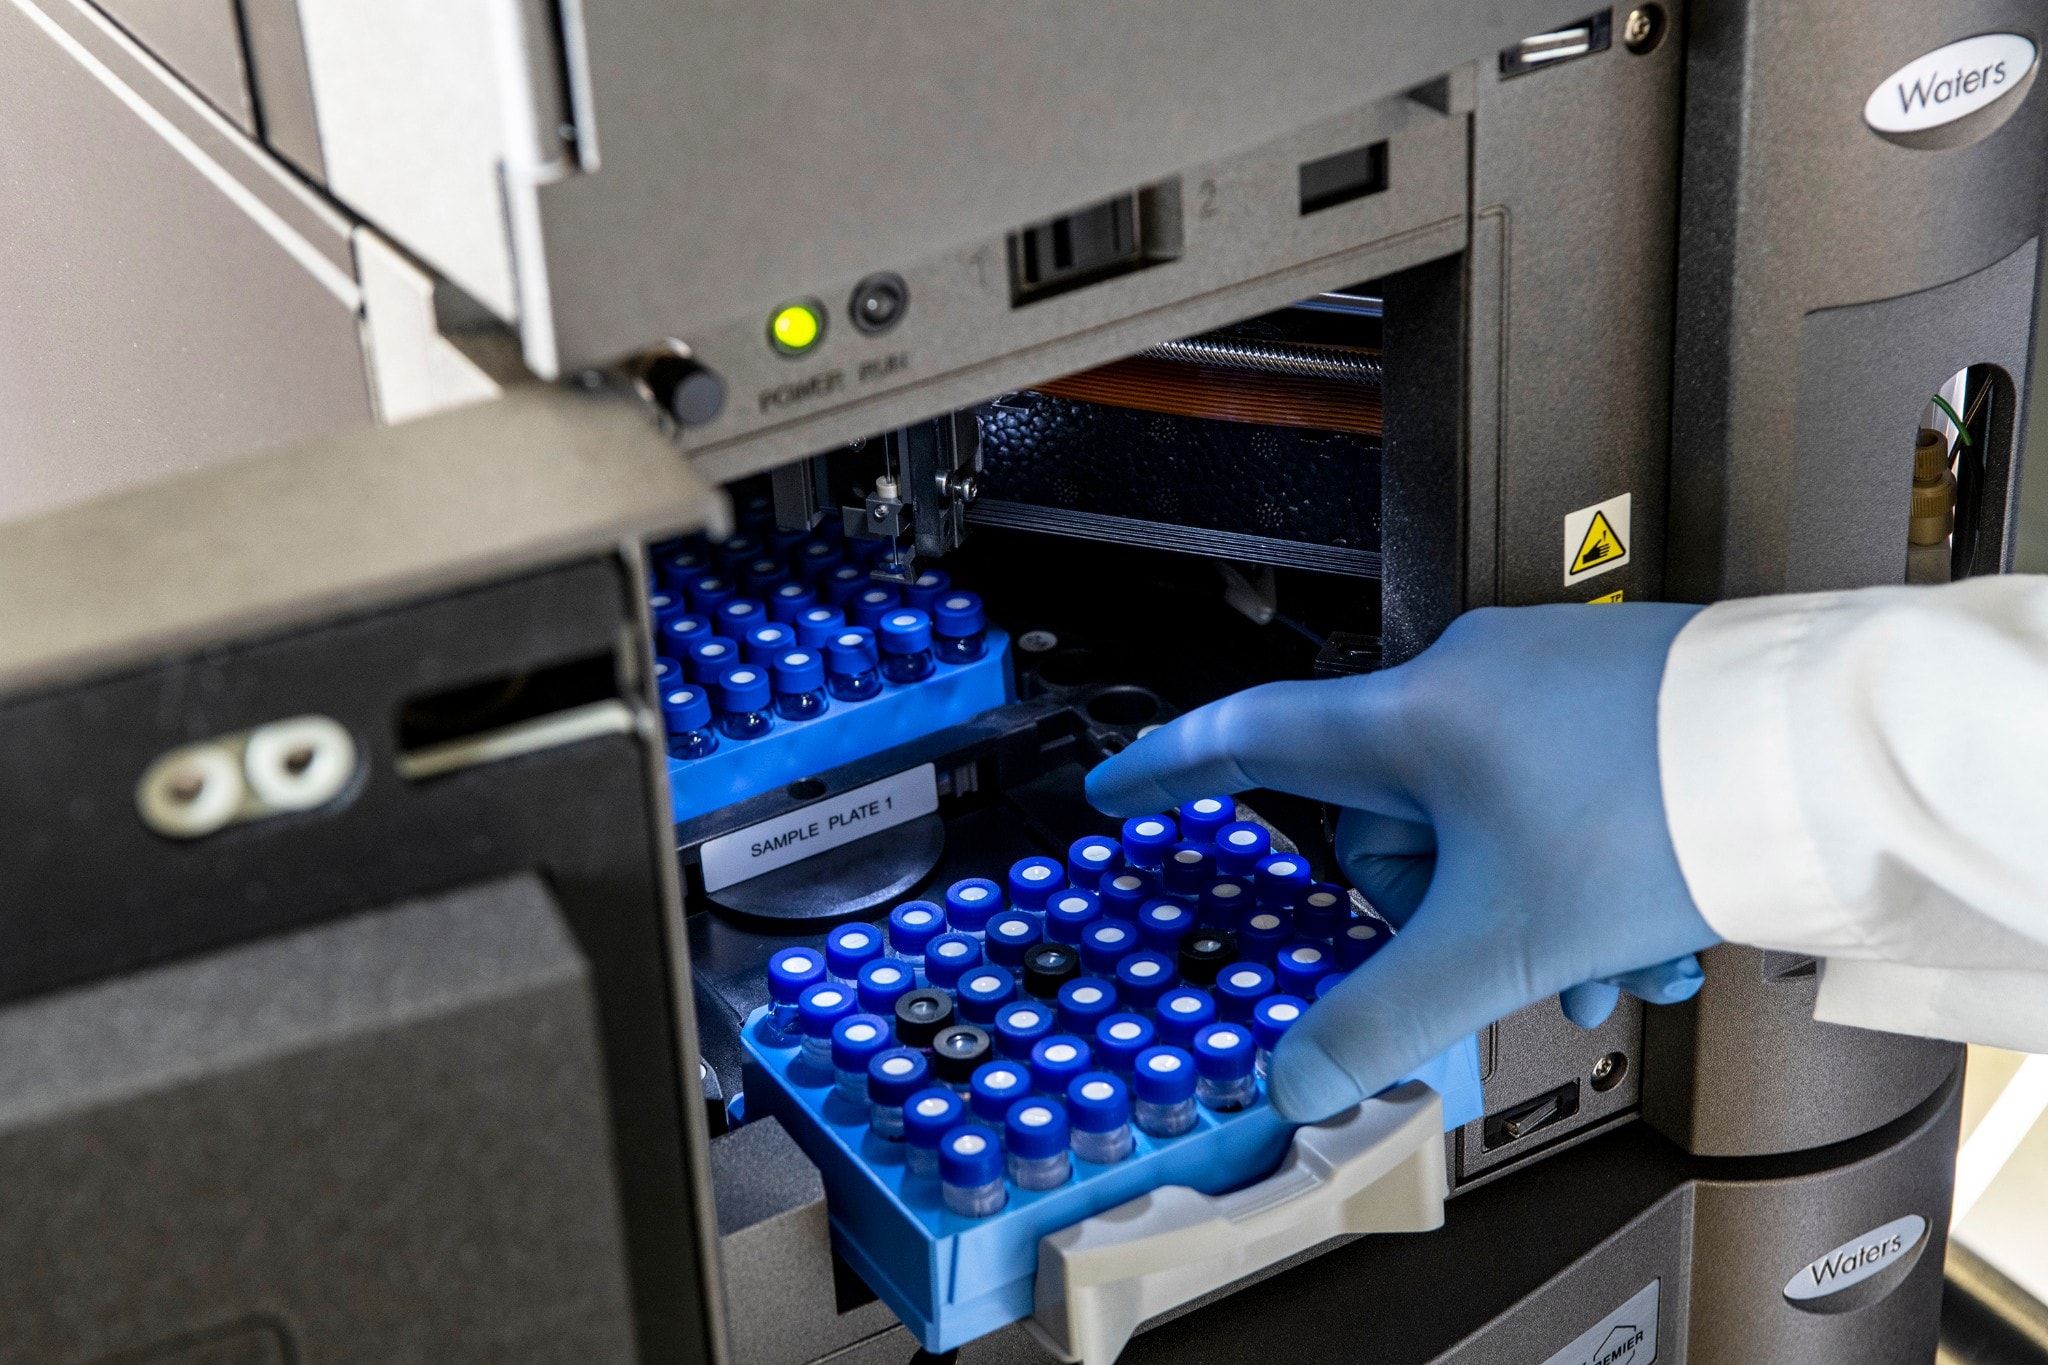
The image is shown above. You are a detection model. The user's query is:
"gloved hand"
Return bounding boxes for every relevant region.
[1085,603,1721,1123]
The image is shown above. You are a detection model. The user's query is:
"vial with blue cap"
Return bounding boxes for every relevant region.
[1215,962,1277,1021]
[994,1000,1055,1059]
[659,684,719,761]
[866,1048,930,1140]
[767,580,817,623]
[1006,1098,1073,1191]
[903,1087,967,1180]
[1213,822,1271,876]
[1136,899,1195,954]
[1236,909,1292,964]
[1114,951,1178,1010]
[887,901,944,971]
[657,544,712,589]
[955,966,1016,1024]
[849,585,901,631]
[1252,994,1308,1079]
[923,932,983,992]
[768,523,811,558]
[878,608,936,684]
[1067,1072,1135,1165]
[714,664,775,740]
[1193,1022,1258,1112]
[765,947,826,1041]
[1029,1034,1092,1097]
[831,1013,892,1103]
[1079,919,1137,975]
[1066,836,1123,889]
[939,1126,1007,1217]
[1057,977,1118,1035]
[1337,918,1388,969]
[901,569,951,612]
[1177,796,1234,844]
[770,648,830,721]
[1296,884,1349,942]
[1006,856,1065,911]
[857,958,916,1016]
[984,911,1042,968]
[652,655,681,691]
[794,604,847,647]
[1161,843,1215,899]
[1099,870,1155,922]
[1094,1013,1156,1074]
[1254,853,1312,908]
[944,878,1002,938]
[659,612,712,659]
[969,1060,1032,1126]
[743,621,796,665]
[1274,941,1335,998]
[716,598,768,640]
[741,555,790,597]
[820,563,870,607]
[714,533,760,571]
[1153,986,1218,1049]
[825,922,884,983]
[797,982,858,1074]
[824,628,884,701]
[1120,814,1178,871]
[1045,889,1101,944]
[1133,1046,1199,1137]
[795,539,843,583]
[1198,877,1251,928]
[932,591,987,663]
[644,588,679,623]
[685,635,742,684]
[685,573,736,616]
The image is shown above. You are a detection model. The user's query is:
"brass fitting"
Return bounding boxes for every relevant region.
[1910,428,1957,547]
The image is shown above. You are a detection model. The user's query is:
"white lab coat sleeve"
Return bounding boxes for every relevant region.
[1658,576,2048,1054]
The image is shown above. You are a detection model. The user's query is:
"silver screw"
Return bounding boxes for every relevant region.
[1623,5,1664,53]
[1591,1055,1615,1083]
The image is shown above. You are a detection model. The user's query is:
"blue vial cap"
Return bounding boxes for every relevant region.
[647,589,684,624]
[1079,919,1138,974]
[652,656,681,688]
[1045,889,1102,944]
[767,947,826,1004]
[1316,971,1347,1001]
[856,958,916,1015]
[716,597,768,636]
[1199,877,1252,926]
[1006,1097,1071,1160]
[984,911,1043,968]
[659,612,712,656]
[1161,842,1216,895]
[768,525,811,557]
[1057,977,1119,1034]
[657,546,711,589]
[1214,962,1277,1020]
[955,965,1017,1024]
[660,684,713,733]
[1253,994,1309,1053]
[1236,909,1292,963]
[904,1087,967,1151]
[1154,987,1218,1049]
[684,636,742,684]
[866,1047,930,1105]
[826,922,885,979]
[831,1013,893,1073]
[878,607,933,655]
[1066,1072,1132,1135]
[1029,1035,1093,1095]
[1193,1022,1256,1081]
[1297,884,1350,940]
[798,982,858,1038]
[1274,941,1336,997]
[714,533,760,570]
[794,604,847,647]
[685,574,736,614]
[924,932,983,991]
[1214,822,1272,875]
[888,901,945,957]
[768,580,817,623]
[938,1124,1004,1189]
[1120,814,1179,869]
[1133,1046,1197,1104]
[1114,950,1178,1009]
[796,540,843,582]
[1136,899,1195,954]
[743,622,796,664]
[969,1061,1033,1125]
[902,569,952,612]
[825,627,879,676]
[1337,918,1389,969]
[1006,857,1065,910]
[933,590,985,639]
[944,879,1003,934]
[741,555,790,596]
[849,585,901,630]
[821,564,870,606]
[1094,1013,1157,1072]
[1098,870,1156,922]
[994,1000,1056,1058]
[1254,853,1313,907]
[715,663,771,713]
[772,647,826,694]
[1066,836,1123,889]
[1176,795,1235,844]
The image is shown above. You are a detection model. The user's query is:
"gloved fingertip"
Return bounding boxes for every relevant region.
[1081,762,1169,819]
[1642,955,1706,1005]
[1559,980,1621,1029]
[1266,1033,1367,1123]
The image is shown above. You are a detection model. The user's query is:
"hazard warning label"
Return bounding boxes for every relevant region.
[1564,493,1631,586]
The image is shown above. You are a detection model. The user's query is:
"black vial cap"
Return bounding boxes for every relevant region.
[894,988,954,1049]
[1178,929,1238,987]
[931,1024,993,1084]
[1022,942,1081,999]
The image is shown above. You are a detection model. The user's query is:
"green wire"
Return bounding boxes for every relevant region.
[1931,394,1973,447]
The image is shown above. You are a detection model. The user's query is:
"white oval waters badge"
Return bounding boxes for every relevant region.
[1865,34,2038,146]
[1783,1214,1928,1303]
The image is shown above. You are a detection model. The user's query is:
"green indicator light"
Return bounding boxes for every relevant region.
[769,300,824,355]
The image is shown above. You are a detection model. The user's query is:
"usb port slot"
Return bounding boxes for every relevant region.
[1007,181,1182,307]
[1500,10,1612,77]
[1481,1080,1582,1150]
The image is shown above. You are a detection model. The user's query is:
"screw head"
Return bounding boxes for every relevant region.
[1623,5,1665,54]
[1591,1056,1614,1081]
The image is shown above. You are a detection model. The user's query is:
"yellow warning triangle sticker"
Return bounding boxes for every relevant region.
[1570,511,1627,576]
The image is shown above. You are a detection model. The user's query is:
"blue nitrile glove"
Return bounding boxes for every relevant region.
[1085,603,1721,1123]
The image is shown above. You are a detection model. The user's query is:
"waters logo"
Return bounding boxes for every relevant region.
[1783,1214,1928,1304]
[1864,34,2037,144]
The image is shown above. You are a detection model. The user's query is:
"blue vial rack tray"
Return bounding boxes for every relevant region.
[742,1009,1480,1353]
[668,628,1012,824]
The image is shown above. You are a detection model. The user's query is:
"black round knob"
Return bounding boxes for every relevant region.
[642,354,726,428]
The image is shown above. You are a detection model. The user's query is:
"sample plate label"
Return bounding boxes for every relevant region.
[1565,493,1631,586]
[1538,1279,1657,1365]
[699,764,938,892]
